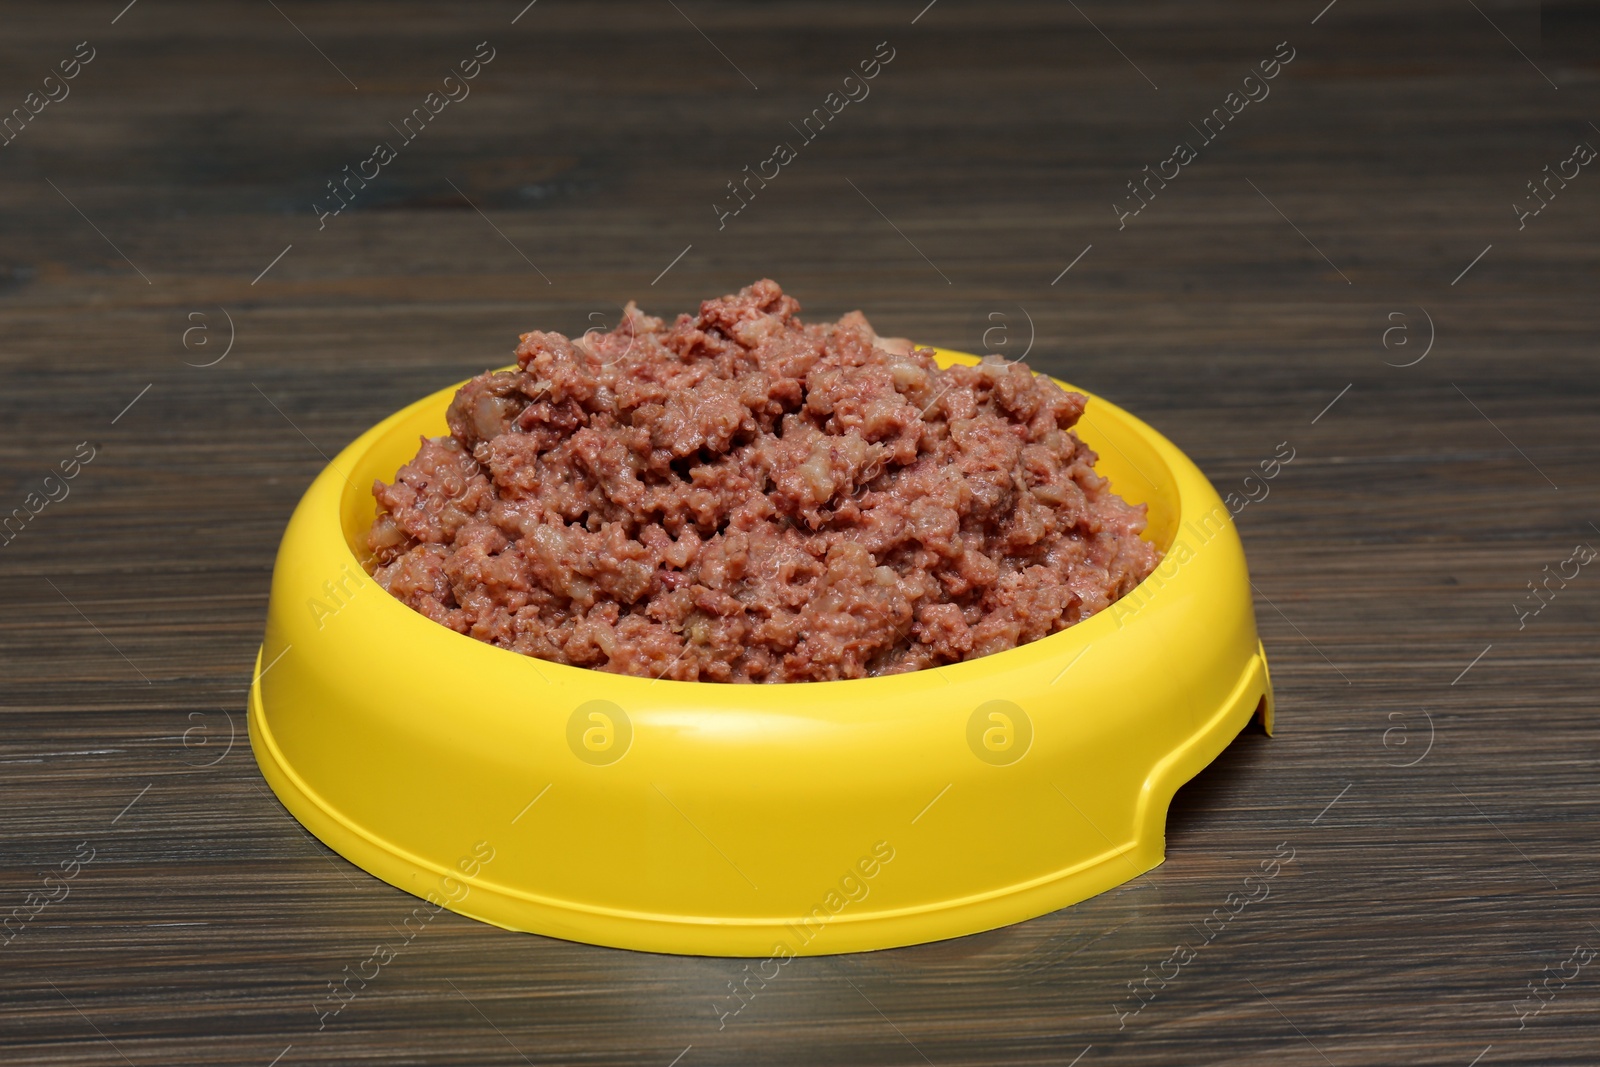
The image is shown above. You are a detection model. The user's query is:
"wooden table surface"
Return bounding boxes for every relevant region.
[2,1,1597,1063]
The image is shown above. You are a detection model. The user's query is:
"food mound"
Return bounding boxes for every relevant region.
[367,280,1160,682]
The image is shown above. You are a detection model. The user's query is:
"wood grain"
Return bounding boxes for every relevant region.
[2,1,1598,1063]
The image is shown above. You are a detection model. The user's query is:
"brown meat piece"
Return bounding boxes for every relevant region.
[368,280,1159,682]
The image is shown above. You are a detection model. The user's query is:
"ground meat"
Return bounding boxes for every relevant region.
[367,280,1160,682]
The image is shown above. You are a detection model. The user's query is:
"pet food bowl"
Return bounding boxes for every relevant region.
[250,348,1272,957]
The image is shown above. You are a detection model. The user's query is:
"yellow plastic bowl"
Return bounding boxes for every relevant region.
[250,348,1272,957]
